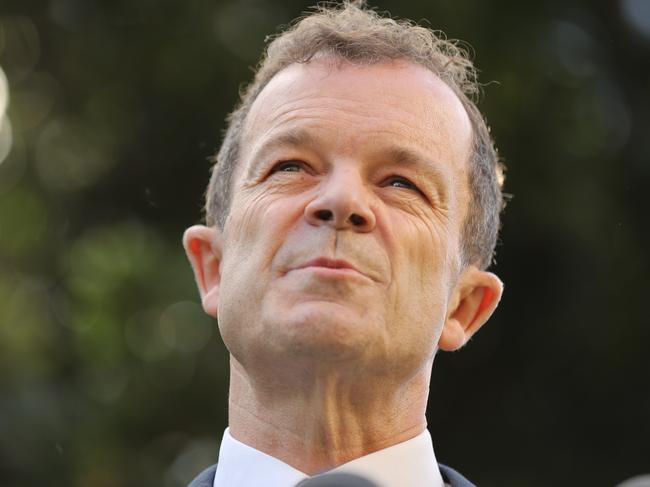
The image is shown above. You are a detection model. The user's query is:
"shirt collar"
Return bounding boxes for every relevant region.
[213,428,305,487]
[213,427,445,487]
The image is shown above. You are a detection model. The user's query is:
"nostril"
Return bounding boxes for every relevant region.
[349,214,365,226]
[315,209,333,221]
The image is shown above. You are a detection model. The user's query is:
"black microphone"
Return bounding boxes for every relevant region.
[295,472,379,487]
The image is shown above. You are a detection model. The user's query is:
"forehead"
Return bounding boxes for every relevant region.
[240,58,472,180]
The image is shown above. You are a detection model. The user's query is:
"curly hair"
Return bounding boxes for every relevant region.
[205,1,505,269]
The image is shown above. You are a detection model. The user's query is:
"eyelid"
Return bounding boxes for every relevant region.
[382,175,420,191]
[267,159,313,177]
[381,174,436,206]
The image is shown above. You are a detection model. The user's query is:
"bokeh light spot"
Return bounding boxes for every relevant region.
[0,64,8,116]
[125,308,173,362]
[64,222,157,288]
[9,70,59,132]
[0,15,40,83]
[159,301,213,353]
[80,365,129,404]
[0,114,12,166]
[49,0,99,31]
[0,275,55,381]
[35,117,115,192]
[0,186,47,257]
[0,131,26,195]
[0,65,12,166]
[549,21,599,78]
[620,0,650,41]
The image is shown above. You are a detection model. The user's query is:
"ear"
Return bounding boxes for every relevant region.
[182,225,222,318]
[438,266,503,352]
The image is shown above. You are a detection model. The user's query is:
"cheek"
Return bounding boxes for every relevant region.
[220,191,309,303]
[225,192,292,254]
[385,213,455,333]
[224,191,269,247]
[390,211,453,282]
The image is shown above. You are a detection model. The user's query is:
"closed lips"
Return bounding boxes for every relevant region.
[297,258,359,272]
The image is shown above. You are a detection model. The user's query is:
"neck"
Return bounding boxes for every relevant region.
[227,357,431,475]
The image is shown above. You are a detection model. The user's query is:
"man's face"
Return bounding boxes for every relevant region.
[212,59,473,378]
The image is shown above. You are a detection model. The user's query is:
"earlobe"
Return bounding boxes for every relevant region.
[438,267,503,352]
[182,225,223,318]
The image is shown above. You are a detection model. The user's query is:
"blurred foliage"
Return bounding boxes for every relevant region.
[0,0,649,486]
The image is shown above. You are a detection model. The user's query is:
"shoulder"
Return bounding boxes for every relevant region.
[186,463,217,487]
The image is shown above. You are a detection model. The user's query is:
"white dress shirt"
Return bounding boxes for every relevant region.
[213,427,446,487]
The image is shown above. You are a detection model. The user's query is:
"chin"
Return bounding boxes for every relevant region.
[268,301,378,361]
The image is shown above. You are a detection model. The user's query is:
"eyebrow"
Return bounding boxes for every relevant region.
[245,129,317,179]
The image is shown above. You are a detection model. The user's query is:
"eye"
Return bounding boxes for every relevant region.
[271,160,304,173]
[383,176,419,191]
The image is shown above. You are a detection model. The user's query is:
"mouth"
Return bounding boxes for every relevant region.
[289,257,373,281]
[282,255,384,285]
[297,257,360,272]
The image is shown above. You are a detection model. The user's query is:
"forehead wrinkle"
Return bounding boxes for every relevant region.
[243,101,356,160]
[245,59,471,145]
[257,92,462,156]
[245,86,373,136]
[250,96,396,136]
[248,103,438,158]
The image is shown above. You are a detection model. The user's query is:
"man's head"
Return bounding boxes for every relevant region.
[205,1,504,270]
[184,2,504,383]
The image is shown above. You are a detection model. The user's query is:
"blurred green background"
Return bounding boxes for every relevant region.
[1,0,649,486]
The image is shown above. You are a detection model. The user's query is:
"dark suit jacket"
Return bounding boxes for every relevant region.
[187,462,476,487]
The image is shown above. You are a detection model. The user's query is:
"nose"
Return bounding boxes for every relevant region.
[304,169,376,232]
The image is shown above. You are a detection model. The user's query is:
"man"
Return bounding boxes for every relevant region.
[183,2,505,486]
